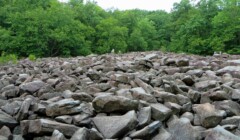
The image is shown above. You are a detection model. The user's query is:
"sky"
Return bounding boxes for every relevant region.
[59,0,181,12]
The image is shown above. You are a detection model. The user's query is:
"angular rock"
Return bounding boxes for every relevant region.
[167,117,201,140]
[217,66,240,78]
[1,84,19,98]
[111,74,129,84]
[193,103,223,128]
[55,115,73,124]
[20,80,45,94]
[89,128,104,140]
[21,119,79,137]
[176,59,189,67]
[152,127,171,140]
[15,98,32,121]
[213,100,240,116]
[46,99,81,117]
[72,113,91,126]
[92,95,138,113]
[182,75,195,86]
[70,128,89,140]
[134,78,154,94]
[137,106,151,128]
[194,80,218,91]
[130,87,157,103]
[92,110,138,139]
[0,110,18,128]
[129,121,161,139]
[209,90,229,101]
[220,116,240,126]
[205,125,239,140]
[1,101,22,116]
[151,103,172,121]
[50,130,66,140]
[71,92,93,102]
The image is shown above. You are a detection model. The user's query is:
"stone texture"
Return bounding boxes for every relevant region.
[92,95,138,113]
[92,111,138,139]
[193,103,223,128]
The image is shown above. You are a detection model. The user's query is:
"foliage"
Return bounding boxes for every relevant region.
[0,52,18,65]
[0,0,239,57]
[28,54,37,61]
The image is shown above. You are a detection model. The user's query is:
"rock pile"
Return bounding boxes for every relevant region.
[0,51,240,140]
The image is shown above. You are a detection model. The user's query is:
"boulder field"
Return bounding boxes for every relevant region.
[0,51,240,140]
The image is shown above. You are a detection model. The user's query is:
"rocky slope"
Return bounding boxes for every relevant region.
[0,51,240,140]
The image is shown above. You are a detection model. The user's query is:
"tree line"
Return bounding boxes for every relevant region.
[0,0,239,57]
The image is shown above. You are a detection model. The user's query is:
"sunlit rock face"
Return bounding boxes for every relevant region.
[0,51,240,139]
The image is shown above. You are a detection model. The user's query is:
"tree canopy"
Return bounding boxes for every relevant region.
[0,0,239,57]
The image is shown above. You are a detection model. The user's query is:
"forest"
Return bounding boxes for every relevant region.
[0,0,239,58]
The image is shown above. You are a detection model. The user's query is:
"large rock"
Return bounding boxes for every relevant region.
[92,110,138,139]
[0,110,18,128]
[130,87,157,103]
[213,100,240,116]
[21,119,79,137]
[205,125,239,140]
[193,103,223,128]
[92,95,138,113]
[194,80,218,91]
[167,117,201,140]
[20,80,45,94]
[137,106,151,128]
[217,66,240,78]
[46,99,82,117]
[15,98,32,121]
[151,103,172,121]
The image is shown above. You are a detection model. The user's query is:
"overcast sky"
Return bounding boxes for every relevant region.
[59,0,181,12]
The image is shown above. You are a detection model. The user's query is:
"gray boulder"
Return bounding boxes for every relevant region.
[92,110,138,139]
[92,95,138,113]
[20,80,45,94]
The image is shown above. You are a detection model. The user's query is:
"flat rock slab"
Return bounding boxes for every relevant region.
[92,95,138,113]
[21,119,79,137]
[46,99,81,117]
[93,110,138,139]
[20,80,45,94]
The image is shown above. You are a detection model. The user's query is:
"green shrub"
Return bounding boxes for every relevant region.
[28,54,37,61]
[0,52,18,65]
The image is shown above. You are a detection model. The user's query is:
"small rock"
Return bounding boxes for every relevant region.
[72,92,93,102]
[55,115,73,124]
[0,126,12,139]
